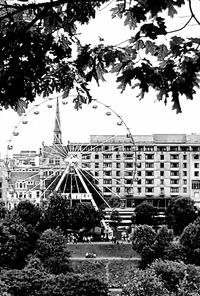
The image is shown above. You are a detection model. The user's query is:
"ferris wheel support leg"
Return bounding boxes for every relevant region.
[55,165,70,192]
[74,167,108,231]
[74,167,98,210]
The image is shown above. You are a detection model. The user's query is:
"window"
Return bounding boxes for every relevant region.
[171,171,179,176]
[125,163,133,168]
[138,146,144,151]
[104,171,112,176]
[36,191,40,198]
[125,171,133,176]
[170,179,179,185]
[181,146,189,152]
[192,180,200,189]
[116,187,120,193]
[170,146,178,151]
[116,171,120,176]
[183,171,187,176]
[194,171,199,177]
[116,154,120,159]
[95,154,99,159]
[145,187,154,193]
[137,154,142,160]
[103,187,112,193]
[145,146,154,151]
[194,154,200,160]
[49,158,54,164]
[103,154,112,159]
[160,171,164,177]
[192,146,200,152]
[160,163,164,169]
[103,179,112,184]
[138,188,141,194]
[194,163,199,169]
[145,154,154,160]
[160,155,164,160]
[95,172,99,177]
[183,163,187,168]
[82,154,90,160]
[103,163,112,168]
[183,188,187,193]
[124,145,132,151]
[145,179,154,185]
[145,163,154,168]
[170,163,179,168]
[116,163,120,168]
[160,179,164,185]
[145,171,154,176]
[95,163,99,168]
[137,171,142,177]
[0,181,2,189]
[183,155,187,160]
[125,179,132,184]
[157,146,167,152]
[170,154,179,160]
[183,179,187,185]
[170,187,179,193]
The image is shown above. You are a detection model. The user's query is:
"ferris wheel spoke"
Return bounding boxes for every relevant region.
[62,169,69,194]
[80,135,118,154]
[41,144,67,160]
[75,135,101,153]
[76,164,111,208]
[40,171,63,199]
[53,134,69,158]
[24,169,62,195]
[74,170,80,195]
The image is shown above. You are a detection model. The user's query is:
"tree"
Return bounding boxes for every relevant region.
[166,197,198,235]
[1,1,200,113]
[14,200,42,227]
[0,218,39,269]
[180,218,200,266]
[109,210,122,230]
[0,268,108,296]
[34,228,71,274]
[150,259,200,295]
[71,202,104,231]
[122,267,169,296]
[131,225,174,268]
[43,193,72,233]
[134,202,156,226]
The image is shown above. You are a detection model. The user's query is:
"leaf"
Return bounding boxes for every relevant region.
[145,40,157,55]
[167,2,177,17]
[124,11,137,30]
[157,44,169,60]
[135,39,145,50]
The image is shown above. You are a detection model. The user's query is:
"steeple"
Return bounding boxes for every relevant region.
[53,98,62,145]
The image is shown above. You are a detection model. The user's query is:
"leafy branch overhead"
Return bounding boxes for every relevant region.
[0,0,200,113]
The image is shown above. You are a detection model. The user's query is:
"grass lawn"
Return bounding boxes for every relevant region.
[66,242,139,258]
[67,243,140,288]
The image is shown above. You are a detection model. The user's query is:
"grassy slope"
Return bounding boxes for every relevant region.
[66,242,139,258]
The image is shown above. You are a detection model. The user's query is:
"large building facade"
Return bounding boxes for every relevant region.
[3,100,200,214]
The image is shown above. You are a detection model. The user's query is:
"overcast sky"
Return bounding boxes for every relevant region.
[1,1,200,157]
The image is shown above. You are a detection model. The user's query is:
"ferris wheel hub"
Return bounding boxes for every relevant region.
[64,153,79,166]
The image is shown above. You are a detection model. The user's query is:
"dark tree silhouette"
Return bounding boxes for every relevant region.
[0,1,200,113]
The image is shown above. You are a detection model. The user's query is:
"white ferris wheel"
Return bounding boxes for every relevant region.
[5,95,138,214]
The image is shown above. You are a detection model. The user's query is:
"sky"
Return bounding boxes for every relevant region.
[1,1,200,158]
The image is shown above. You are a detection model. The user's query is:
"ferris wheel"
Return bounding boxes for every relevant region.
[5,95,138,215]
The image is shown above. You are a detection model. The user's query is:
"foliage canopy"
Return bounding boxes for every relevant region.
[1,0,200,113]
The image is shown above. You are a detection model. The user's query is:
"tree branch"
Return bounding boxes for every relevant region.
[188,0,200,26]
[167,15,192,34]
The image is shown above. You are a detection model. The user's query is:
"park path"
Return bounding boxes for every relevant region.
[70,256,140,260]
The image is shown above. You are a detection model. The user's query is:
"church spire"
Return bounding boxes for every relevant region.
[53,98,62,145]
